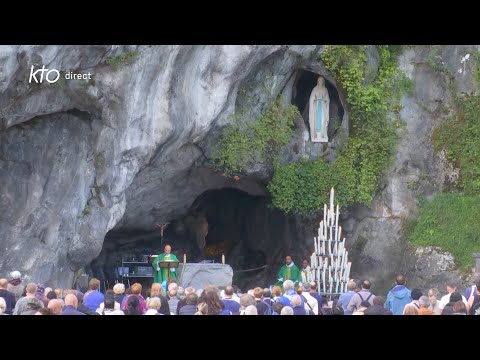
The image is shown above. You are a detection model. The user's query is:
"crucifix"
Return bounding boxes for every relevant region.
[156,223,169,249]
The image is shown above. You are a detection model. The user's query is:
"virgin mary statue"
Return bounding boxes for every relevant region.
[308,76,330,142]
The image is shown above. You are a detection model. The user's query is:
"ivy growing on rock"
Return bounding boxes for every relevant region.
[408,193,480,271]
[432,95,480,195]
[268,45,413,212]
[408,49,480,271]
[212,99,300,174]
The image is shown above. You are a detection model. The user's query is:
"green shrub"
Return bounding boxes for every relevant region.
[106,51,139,70]
[473,52,480,86]
[408,193,480,271]
[432,95,480,194]
[212,100,299,174]
[94,152,106,169]
[268,45,412,212]
[80,205,92,217]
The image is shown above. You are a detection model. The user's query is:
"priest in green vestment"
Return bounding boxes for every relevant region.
[275,255,302,287]
[152,244,180,284]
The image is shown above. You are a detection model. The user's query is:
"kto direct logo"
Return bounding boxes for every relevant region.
[29,65,60,83]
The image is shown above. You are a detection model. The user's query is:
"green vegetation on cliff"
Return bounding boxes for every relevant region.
[106,51,139,70]
[408,193,480,271]
[432,95,480,195]
[213,46,412,213]
[408,49,480,272]
[212,100,299,174]
[268,45,412,212]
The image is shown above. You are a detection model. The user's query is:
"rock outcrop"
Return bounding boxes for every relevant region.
[0,45,327,287]
[346,45,480,294]
[178,263,233,291]
[1,45,477,293]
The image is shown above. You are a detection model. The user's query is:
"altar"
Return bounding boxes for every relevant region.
[177,262,233,290]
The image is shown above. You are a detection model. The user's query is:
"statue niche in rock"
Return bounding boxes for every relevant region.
[309,76,330,143]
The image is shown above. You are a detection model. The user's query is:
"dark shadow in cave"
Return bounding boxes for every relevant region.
[179,188,303,290]
[88,187,306,292]
[292,70,344,140]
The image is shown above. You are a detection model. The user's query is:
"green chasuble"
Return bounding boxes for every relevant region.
[152,253,180,284]
[277,263,302,285]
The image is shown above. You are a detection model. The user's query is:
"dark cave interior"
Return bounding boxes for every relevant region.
[88,188,306,291]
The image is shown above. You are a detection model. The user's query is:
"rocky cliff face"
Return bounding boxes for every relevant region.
[0,45,324,288]
[0,45,477,292]
[345,45,480,294]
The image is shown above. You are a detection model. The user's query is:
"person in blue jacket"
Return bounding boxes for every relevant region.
[385,274,412,315]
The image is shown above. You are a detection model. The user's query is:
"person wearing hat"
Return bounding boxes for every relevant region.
[35,284,49,307]
[7,271,25,302]
[76,291,100,315]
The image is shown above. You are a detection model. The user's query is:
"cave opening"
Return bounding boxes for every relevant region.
[292,69,344,140]
[87,187,306,292]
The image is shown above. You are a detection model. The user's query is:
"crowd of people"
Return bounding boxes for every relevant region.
[1,268,480,315]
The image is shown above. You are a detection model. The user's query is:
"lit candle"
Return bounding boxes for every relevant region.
[183,254,186,264]
[222,254,225,264]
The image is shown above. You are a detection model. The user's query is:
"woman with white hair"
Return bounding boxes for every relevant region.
[7,271,25,302]
[244,305,258,315]
[145,297,162,315]
[280,306,294,315]
[113,283,126,306]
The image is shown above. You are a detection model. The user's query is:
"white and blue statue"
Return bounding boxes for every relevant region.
[308,76,330,143]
